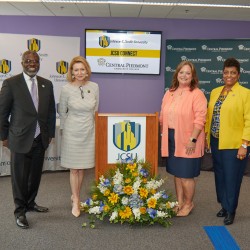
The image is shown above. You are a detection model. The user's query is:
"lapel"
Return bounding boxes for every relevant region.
[37,76,47,114]
[17,74,37,113]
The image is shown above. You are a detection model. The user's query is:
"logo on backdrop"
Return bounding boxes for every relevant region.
[0,59,11,74]
[99,35,110,48]
[56,61,68,74]
[238,45,250,51]
[113,120,141,152]
[201,45,233,52]
[27,38,41,52]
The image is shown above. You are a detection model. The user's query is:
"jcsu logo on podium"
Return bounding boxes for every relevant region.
[113,120,141,161]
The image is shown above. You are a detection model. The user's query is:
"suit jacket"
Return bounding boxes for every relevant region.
[205,82,250,149]
[0,73,56,153]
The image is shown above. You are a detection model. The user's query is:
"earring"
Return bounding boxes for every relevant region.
[72,75,75,78]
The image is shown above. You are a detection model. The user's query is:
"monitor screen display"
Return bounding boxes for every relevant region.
[85,29,162,75]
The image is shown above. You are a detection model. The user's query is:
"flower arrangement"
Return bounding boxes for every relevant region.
[81,159,177,228]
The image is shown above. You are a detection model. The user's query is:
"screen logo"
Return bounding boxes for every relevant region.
[113,120,141,152]
[99,35,110,48]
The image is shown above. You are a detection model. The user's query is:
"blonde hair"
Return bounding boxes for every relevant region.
[67,56,91,82]
[169,61,199,92]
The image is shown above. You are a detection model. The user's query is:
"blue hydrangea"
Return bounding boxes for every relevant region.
[129,194,144,208]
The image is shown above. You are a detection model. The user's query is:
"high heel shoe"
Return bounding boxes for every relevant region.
[177,203,194,217]
[72,201,80,217]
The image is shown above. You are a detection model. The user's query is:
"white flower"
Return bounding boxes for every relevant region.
[146,179,164,190]
[152,191,163,200]
[132,178,141,192]
[157,210,168,218]
[89,206,101,214]
[113,169,123,185]
[97,184,107,194]
[132,208,141,220]
[121,197,129,205]
[109,211,118,221]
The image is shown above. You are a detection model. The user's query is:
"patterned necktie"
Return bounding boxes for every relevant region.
[30,78,40,138]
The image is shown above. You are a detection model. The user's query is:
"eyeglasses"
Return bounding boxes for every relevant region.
[23,59,40,64]
[79,86,84,99]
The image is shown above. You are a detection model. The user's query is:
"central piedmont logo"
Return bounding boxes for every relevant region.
[0,59,11,74]
[113,120,141,152]
[27,38,41,52]
[56,61,68,74]
[99,35,110,48]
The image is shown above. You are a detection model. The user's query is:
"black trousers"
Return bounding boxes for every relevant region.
[10,135,45,217]
[210,135,250,213]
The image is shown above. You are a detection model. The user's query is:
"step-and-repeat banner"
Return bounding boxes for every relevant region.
[0,33,80,176]
[0,33,80,108]
[165,39,250,99]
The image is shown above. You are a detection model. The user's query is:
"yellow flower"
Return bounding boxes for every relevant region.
[140,207,147,214]
[139,188,148,198]
[119,207,132,219]
[142,178,148,184]
[166,202,171,209]
[132,172,139,177]
[125,178,131,184]
[92,194,98,200]
[108,193,119,205]
[126,163,137,172]
[147,198,157,208]
[104,189,110,196]
[104,205,110,212]
[150,189,156,194]
[123,186,134,195]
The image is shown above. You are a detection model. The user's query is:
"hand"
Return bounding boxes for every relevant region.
[186,141,196,155]
[237,147,247,160]
[2,140,8,147]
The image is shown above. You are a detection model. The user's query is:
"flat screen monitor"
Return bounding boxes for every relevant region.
[85,29,162,75]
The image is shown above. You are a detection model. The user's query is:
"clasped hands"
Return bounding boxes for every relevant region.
[186,142,196,155]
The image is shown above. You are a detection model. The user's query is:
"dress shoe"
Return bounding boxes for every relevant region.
[28,204,49,213]
[224,212,235,225]
[217,208,227,217]
[177,202,194,217]
[16,216,29,229]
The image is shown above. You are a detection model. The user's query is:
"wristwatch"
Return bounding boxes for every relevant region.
[241,143,248,149]
[190,137,197,143]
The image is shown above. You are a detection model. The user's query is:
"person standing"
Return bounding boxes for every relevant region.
[205,58,250,225]
[0,50,56,229]
[160,61,207,216]
[59,56,99,217]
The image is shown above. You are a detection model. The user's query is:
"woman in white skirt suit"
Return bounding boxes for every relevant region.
[59,56,99,217]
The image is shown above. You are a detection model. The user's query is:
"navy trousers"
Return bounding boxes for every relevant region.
[210,135,250,213]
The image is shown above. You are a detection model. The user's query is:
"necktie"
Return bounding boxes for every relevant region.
[30,78,40,138]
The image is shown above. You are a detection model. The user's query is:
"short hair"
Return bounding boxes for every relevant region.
[22,50,40,62]
[223,58,240,74]
[169,61,199,91]
[67,56,91,82]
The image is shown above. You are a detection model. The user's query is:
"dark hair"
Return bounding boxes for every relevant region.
[169,61,199,91]
[223,58,240,74]
[22,50,39,62]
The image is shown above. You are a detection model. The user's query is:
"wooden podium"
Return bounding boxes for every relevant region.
[95,113,159,179]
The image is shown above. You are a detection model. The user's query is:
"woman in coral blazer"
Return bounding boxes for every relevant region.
[160,61,207,216]
[205,58,250,225]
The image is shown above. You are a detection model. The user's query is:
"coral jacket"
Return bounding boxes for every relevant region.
[160,88,207,158]
[205,82,250,149]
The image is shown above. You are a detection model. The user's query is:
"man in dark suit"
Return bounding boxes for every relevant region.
[0,50,56,229]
